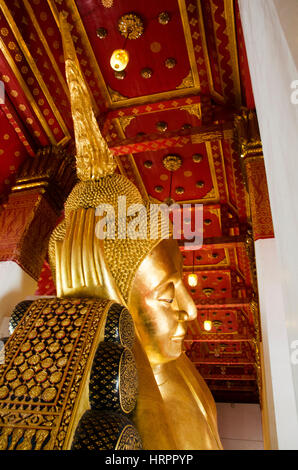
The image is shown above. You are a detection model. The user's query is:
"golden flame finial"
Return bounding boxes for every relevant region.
[59,11,116,180]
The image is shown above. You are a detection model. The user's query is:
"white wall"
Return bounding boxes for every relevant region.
[0,261,37,337]
[239,0,298,449]
[216,403,263,450]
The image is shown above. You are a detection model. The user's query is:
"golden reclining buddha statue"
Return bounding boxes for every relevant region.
[0,12,222,450]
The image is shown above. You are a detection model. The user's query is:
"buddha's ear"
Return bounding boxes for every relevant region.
[55,207,125,304]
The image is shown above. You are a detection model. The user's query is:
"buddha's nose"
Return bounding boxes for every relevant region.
[176,284,197,322]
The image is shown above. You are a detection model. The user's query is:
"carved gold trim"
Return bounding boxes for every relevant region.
[176,70,195,90]
[58,135,72,147]
[209,0,225,99]
[0,37,56,144]
[180,103,201,120]
[224,0,242,106]
[203,187,216,199]
[196,0,225,103]
[108,86,128,103]
[0,1,70,139]
[119,115,135,132]
[205,141,220,203]
[218,140,231,208]
[178,0,200,88]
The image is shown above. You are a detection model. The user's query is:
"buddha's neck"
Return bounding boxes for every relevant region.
[151,362,172,386]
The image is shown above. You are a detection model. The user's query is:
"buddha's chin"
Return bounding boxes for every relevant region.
[147,341,183,368]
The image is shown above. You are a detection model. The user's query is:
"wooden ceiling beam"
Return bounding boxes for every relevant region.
[109,122,234,156]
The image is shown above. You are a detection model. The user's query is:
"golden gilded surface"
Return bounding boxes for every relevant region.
[48,15,222,450]
[0,298,110,450]
[60,12,116,180]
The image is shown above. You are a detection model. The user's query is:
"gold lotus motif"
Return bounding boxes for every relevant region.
[162,154,182,172]
[118,13,144,40]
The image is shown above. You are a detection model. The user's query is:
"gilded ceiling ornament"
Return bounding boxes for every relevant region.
[175,186,185,195]
[96,27,107,39]
[181,123,192,130]
[154,185,163,193]
[150,42,161,53]
[143,160,153,168]
[192,153,203,163]
[119,115,135,132]
[165,58,176,69]
[118,13,144,40]
[107,85,128,102]
[156,121,168,132]
[102,0,113,7]
[203,187,216,199]
[158,12,171,25]
[60,12,116,180]
[181,103,201,121]
[176,70,194,89]
[196,180,205,188]
[114,70,126,79]
[162,154,182,172]
[204,218,212,225]
[141,67,153,79]
[202,287,214,297]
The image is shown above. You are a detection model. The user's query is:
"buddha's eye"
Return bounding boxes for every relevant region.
[159,298,174,304]
[157,282,175,304]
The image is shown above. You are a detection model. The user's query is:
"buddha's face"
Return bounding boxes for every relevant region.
[128,239,197,366]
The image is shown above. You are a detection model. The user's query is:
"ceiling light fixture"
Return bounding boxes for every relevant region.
[110,13,144,72]
[203,320,212,331]
[188,251,198,287]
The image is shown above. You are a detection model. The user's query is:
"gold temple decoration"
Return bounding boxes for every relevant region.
[165,58,176,69]
[162,154,183,172]
[234,108,263,159]
[60,12,116,181]
[102,0,114,7]
[141,67,153,79]
[181,103,202,121]
[119,115,135,132]
[158,12,171,25]
[108,85,128,102]
[176,70,194,89]
[118,13,144,40]
[202,287,214,297]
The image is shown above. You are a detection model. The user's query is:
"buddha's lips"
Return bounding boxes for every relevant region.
[171,335,185,341]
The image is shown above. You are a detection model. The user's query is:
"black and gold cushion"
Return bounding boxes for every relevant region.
[9,300,33,334]
[104,303,135,349]
[89,342,137,414]
[71,410,142,450]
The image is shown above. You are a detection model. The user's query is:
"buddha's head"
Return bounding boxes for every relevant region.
[128,239,196,365]
[49,174,197,366]
[49,13,197,367]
